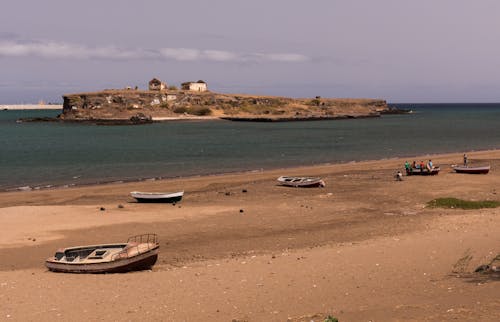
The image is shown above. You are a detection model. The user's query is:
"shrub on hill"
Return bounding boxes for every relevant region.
[173,107,188,114]
[188,107,212,116]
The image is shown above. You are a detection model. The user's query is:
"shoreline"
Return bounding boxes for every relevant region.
[219,113,381,122]
[1,104,62,110]
[2,148,497,193]
[15,113,385,124]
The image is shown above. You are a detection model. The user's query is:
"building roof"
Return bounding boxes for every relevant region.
[149,78,162,85]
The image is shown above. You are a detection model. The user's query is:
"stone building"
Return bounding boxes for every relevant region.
[181,80,208,92]
[149,78,166,91]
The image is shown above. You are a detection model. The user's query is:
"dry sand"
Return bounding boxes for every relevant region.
[0,150,499,321]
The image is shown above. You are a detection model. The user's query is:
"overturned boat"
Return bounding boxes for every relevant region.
[45,234,159,273]
[130,191,184,203]
[277,176,326,187]
[452,165,490,174]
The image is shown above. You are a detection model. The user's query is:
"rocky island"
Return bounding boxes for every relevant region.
[27,79,401,124]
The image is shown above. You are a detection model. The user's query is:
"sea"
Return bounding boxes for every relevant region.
[1,103,499,191]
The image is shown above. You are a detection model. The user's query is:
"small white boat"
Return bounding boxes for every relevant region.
[130,191,184,203]
[45,234,159,274]
[277,176,325,188]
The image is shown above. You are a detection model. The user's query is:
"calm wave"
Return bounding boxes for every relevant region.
[1,104,499,190]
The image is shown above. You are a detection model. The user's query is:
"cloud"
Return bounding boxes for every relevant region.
[203,50,240,62]
[158,48,201,61]
[0,40,155,60]
[0,39,309,63]
[252,53,309,62]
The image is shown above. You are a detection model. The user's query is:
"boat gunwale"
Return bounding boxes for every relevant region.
[130,191,184,198]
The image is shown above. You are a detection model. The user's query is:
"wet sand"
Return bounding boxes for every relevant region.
[0,150,499,321]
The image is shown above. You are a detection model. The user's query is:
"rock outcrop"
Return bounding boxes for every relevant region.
[60,89,391,122]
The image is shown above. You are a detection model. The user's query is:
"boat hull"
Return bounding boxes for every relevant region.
[131,191,183,203]
[453,166,490,174]
[133,195,183,203]
[406,167,440,176]
[277,176,325,187]
[46,247,159,274]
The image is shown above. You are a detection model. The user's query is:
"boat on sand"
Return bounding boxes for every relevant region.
[45,234,159,273]
[277,176,326,187]
[452,165,490,174]
[130,191,184,203]
[406,166,440,176]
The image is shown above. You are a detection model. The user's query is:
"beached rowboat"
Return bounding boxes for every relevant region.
[277,176,326,187]
[452,165,490,174]
[130,191,184,203]
[45,234,159,273]
[406,167,440,176]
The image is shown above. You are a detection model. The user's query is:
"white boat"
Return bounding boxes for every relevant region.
[45,234,159,273]
[130,191,184,203]
[277,176,326,188]
[452,165,490,174]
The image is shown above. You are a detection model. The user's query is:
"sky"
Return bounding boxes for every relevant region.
[1,0,500,103]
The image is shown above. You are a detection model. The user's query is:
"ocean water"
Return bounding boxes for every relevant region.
[1,104,499,190]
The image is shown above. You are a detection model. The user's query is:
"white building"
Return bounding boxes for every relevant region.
[181,80,208,92]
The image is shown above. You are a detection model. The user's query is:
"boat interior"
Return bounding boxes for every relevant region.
[280,176,319,182]
[55,244,128,264]
[52,234,159,264]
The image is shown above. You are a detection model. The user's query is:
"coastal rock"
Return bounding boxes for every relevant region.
[60,89,391,122]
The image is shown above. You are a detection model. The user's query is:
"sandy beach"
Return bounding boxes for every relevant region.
[0,150,499,321]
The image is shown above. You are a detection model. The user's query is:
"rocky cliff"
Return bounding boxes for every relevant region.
[60,89,389,122]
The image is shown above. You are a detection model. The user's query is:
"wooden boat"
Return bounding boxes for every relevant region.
[452,165,490,174]
[130,191,183,203]
[406,166,440,176]
[277,176,326,187]
[45,234,159,273]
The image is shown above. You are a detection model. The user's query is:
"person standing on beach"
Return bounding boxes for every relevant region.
[463,153,468,166]
[427,159,434,172]
[404,161,411,174]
